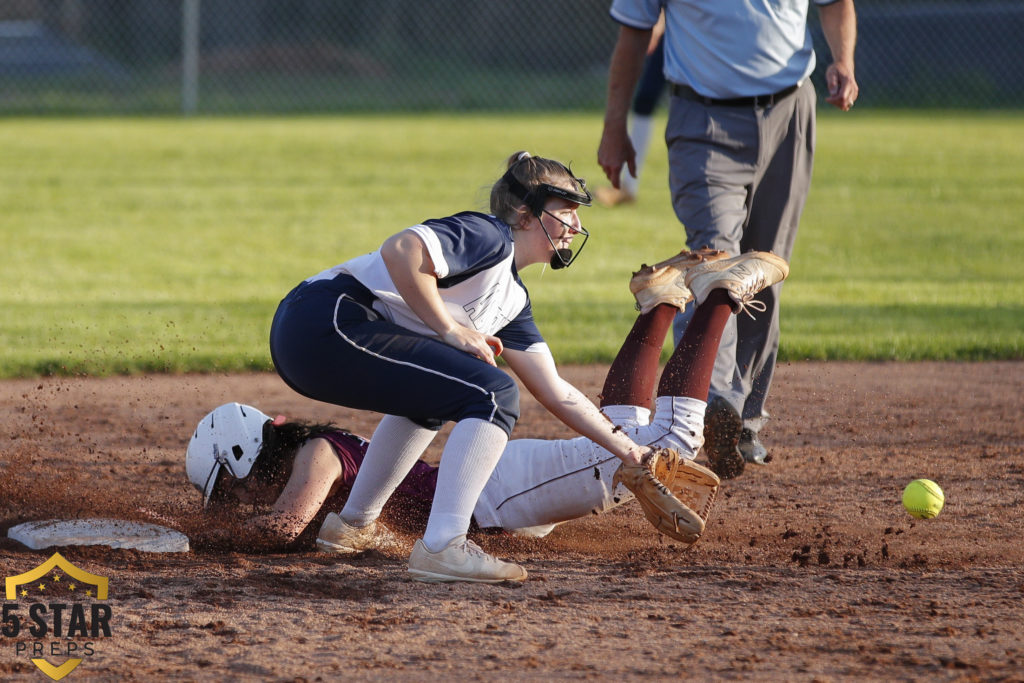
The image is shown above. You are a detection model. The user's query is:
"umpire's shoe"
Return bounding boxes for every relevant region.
[594,185,636,207]
[684,251,790,317]
[316,513,398,556]
[408,536,527,584]
[739,428,771,466]
[629,248,729,314]
[702,397,746,479]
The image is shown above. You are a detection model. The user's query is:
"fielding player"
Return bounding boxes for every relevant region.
[188,250,788,582]
[268,151,656,583]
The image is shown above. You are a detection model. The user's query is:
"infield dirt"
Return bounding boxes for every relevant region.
[2,362,1022,681]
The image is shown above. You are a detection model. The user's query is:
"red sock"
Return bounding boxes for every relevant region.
[599,304,675,411]
[657,289,734,401]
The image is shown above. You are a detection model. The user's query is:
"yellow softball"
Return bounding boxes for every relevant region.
[902,479,944,519]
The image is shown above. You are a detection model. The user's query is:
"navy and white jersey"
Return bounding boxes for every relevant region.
[307,211,547,353]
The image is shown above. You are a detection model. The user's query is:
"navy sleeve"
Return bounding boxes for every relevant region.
[495,298,546,351]
[421,212,513,284]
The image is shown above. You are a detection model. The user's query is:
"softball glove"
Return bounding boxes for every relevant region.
[614,447,714,545]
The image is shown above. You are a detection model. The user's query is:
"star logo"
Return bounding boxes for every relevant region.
[5,553,111,681]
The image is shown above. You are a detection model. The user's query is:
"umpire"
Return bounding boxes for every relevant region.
[598,0,859,478]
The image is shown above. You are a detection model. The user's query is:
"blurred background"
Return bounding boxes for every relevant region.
[2,0,1022,374]
[2,0,1023,115]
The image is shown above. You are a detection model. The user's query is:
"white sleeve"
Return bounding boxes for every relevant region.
[407,224,449,278]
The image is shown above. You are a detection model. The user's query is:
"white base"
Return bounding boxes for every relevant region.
[7,518,190,553]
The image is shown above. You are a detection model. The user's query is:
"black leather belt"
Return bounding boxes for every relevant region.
[670,82,800,108]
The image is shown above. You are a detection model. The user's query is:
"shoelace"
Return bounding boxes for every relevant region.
[459,539,493,562]
[733,274,769,319]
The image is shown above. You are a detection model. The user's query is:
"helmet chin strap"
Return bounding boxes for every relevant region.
[500,160,592,269]
[550,248,573,270]
[541,210,589,269]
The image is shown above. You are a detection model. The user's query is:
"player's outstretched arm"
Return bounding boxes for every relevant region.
[502,347,648,465]
[249,438,342,544]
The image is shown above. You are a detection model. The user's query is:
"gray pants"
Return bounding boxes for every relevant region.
[667,80,816,433]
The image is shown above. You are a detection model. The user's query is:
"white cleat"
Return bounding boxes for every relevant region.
[316,513,399,556]
[684,252,790,317]
[628,248,729,314]
[407,536,527,584]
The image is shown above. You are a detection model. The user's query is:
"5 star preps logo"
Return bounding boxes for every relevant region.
[4,553,113,680]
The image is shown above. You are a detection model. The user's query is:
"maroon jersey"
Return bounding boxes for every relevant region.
[319,429,438,511]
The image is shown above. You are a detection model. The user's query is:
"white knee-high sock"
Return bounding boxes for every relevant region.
[340,414,437,526]
[422,418,508,552]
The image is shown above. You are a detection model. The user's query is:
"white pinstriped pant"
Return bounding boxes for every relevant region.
[473,396,706,534]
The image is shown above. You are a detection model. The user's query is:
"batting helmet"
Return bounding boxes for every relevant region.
[186,402,271,505]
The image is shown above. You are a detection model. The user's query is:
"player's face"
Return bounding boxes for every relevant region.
[539,197,583,250]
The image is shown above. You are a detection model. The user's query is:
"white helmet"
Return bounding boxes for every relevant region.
[186,403,271,505]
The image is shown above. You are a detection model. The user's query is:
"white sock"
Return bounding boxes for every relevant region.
[422,418,508,552]
[650,395,707,458]
[340,414,437,526]
[622,114,655,197]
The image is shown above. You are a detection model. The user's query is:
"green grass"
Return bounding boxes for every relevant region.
[1,112,1022,377]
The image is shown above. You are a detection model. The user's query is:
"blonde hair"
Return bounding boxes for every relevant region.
[490,151,584,227]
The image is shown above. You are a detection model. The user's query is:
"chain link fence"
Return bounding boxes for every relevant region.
[2,0,1022,115]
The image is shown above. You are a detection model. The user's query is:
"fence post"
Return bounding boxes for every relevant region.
[182,0,201,115]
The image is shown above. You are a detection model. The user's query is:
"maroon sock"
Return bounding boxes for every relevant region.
[599,304,676,411]
[657,290,734,401]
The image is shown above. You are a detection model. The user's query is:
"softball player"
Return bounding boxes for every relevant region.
[267,152,656,583]
[190,250,788,572]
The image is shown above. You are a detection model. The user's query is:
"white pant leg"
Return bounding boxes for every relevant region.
[473,436,629,533]
[472,400,707,534]
[642,395,707,457]
[471,403,704,536]
[473,406,649,533]
[605,397,706,463]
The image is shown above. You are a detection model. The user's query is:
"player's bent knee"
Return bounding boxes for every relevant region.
[488,373,520,436]
[460,370,519,436]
